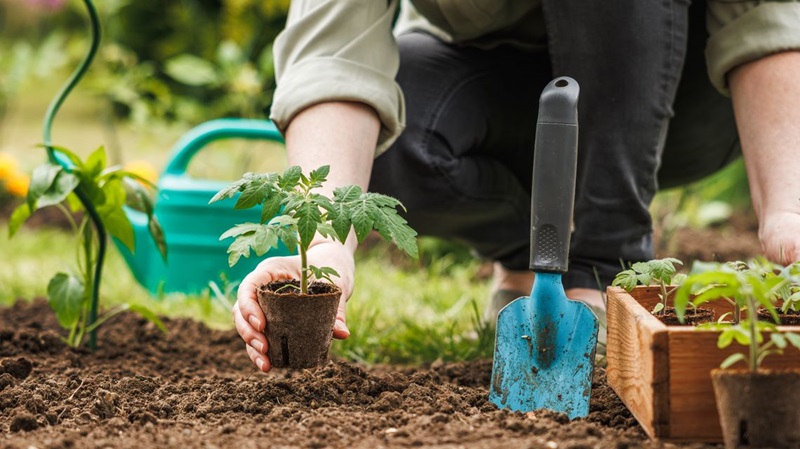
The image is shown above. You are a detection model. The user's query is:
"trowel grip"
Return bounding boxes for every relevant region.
[530,77,579,273]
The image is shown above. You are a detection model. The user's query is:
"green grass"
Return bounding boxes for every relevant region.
[0,222,494,364]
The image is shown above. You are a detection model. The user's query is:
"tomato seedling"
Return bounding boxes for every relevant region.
[211,165,418,294]
[613,257,687,316]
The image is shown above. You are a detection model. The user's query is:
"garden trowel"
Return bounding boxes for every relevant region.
[489,77,599,419]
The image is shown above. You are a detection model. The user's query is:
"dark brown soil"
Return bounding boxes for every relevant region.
[656,307,715,326]
[756,308,800,326]
[0,300,719,448]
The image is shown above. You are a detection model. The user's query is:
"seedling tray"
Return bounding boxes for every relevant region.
[606,285,800,442]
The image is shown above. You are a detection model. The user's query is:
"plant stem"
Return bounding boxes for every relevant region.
[660,281,668,316]
[299,243,308,295]
[746,294,758,372]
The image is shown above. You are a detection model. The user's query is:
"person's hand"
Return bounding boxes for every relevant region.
[759,211,800,265]
[232,240,356,372]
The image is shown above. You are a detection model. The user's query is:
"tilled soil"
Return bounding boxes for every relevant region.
[0,301,717,449]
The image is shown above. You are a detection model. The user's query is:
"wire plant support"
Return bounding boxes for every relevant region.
[42,0,105,350]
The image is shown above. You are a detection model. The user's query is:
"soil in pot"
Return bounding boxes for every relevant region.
[654,306,714,326]
[257,280,341,369]
[712,369,800,449]
[756,308,800,325]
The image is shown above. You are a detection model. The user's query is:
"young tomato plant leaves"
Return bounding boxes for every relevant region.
[213,165,418,294]
[614,258,685,317]
[47,272,85,330]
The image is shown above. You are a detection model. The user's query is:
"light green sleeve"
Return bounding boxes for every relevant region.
[706,1,800,95]
[270,0,405,155]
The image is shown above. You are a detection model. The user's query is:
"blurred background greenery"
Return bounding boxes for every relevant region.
[0,0,757,364]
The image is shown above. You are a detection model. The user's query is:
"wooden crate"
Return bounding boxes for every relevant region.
[606,286,800,442]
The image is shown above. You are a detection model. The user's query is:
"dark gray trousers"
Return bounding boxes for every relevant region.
[369,0,741,289]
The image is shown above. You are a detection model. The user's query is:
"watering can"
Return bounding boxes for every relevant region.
[115,118,292,295]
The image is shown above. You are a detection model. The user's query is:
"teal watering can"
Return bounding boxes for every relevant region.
[116,118,292,295]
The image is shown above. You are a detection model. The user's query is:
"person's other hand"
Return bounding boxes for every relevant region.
[232,240,355,372]
[759,211,800,265]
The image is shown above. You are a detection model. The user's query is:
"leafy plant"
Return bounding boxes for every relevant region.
[613,258,687,315]
[211,165,419,294]
[675,260,800,371]
[8,146,168,348]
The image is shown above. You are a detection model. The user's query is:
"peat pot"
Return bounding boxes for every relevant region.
[606,286,800,442]
[712,369,800,449]
[257,281,341,369]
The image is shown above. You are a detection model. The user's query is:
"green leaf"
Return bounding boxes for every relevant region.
[84,146,107,178]
[220,223,262,240]
[718,328,735,348]
[275,226,298,253]
[251,226,280,257]
[771,332,788,349]
[612,269,639,292]
[225,233,256,267]
[47,273,84,329]
[371,203,418,259]
[122,177,155,216]
[210,175,252,204]
[278,166,302,190]
[307,165,330,188]
[784,332,800,349]
[104,207,135,252]
[260,194,283,224]
[148,215,168,262]
[36,170,80,209]
[236,177,275,209]
[309,265,339,283]
[651,302,665,314]
[8,203,31,238]
[127,304,168,334]
[295,200,321,248]
[164,54,219,86]
[27,163,62,210]
[333,185,363,203]
[720,353,747,369]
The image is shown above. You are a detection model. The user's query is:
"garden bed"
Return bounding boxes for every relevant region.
[0,299,718,448]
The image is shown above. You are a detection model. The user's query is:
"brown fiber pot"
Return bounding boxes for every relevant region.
[257,281,341,369]
[711,369,800,449]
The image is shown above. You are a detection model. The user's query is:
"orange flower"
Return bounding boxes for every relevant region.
[5,171,30,197]
[124,160,158,185]
[0,153,19,180]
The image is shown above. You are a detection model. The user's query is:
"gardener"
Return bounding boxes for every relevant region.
[234,0,800,372]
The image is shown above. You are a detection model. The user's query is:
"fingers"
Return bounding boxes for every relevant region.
[233,301,269,368]
[332,296,350,339]
[759,213,800,265]
[246,343,271,372]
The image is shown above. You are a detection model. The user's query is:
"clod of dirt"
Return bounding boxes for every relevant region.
[1,356,33,379]
[0,373,15,391]
[9,412,39,432]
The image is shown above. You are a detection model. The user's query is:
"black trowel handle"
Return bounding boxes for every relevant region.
[530,77,579,273]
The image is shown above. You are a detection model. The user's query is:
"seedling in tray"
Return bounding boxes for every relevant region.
[612,257,687,315]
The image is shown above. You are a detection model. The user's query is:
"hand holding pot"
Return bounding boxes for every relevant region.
[233,240,354,372]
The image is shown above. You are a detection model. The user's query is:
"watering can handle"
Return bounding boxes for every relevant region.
[163,118,284,176]
[529,77,579,273]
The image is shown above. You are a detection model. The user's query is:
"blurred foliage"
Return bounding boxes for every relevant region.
[653,159,752,254]
[0,0,289,125]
